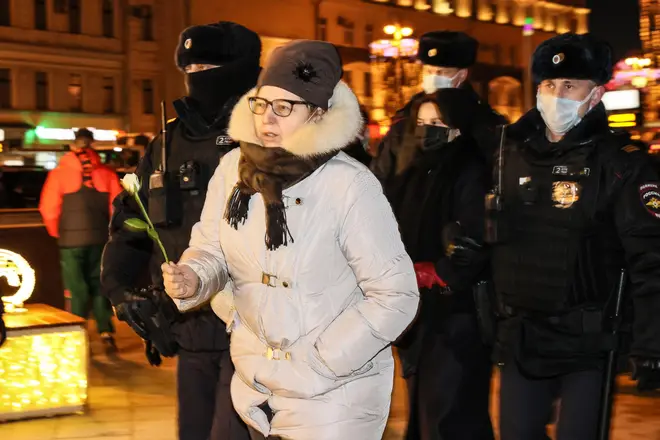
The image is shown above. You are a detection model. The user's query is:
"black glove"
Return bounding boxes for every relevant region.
[113,288,153,340]
[631,357,660,392]
[145,340,162,367]
[447,236,488,267]
[442,221,484,266]
[112,286,180,358]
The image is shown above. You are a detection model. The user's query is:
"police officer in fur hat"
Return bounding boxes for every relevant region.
[101,22,258,440]
[371,31,507,182]
[489,33,660,439]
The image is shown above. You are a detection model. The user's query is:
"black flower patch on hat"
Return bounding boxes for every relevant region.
[293,61,320,84]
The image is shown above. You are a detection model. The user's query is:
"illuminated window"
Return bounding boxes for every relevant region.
[317,18,327,41]
[0,69,10,109]
[54,0,67,13]
[103,77,114,114]
[494,44,502,65]
[142,79,154,115]
[0,0,9,26]
[68,0,81,34]
[68,73,82,112]
[338,17,354,45]
[365,24,373,46]
[140,6,153,41]
[36,72,48,110]
[102,0,114,38]
[35,0,47,30]
[344,23,354,45]
[364,72,373,98]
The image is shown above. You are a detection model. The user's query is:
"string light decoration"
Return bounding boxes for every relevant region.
[0,326,87,421]
[0,248,36,313]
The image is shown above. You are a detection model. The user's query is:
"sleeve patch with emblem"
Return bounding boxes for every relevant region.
[622,145,640,153]
[640,183,660,219]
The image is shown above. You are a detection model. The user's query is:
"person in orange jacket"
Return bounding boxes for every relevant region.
[39,128,122,351]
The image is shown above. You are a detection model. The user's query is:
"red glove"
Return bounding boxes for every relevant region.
[413,262,447,290]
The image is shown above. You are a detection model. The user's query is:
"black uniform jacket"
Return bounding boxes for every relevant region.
[101,97,239,352]
[494,105,660,376]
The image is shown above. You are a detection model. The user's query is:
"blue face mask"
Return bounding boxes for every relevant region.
[536,88,596,136]
[422,72,459,94]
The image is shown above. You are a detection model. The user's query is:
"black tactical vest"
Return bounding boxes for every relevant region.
[148,119,236,352]
[491,140,625,314]
[147,119,234,278]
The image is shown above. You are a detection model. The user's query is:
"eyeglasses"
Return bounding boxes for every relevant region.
[248,97,308,117]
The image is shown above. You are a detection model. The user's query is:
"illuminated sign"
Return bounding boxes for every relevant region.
[523,17,534,36]
[608,113,637,123]
[0,249,36,313]
[34,126,119,142]
[602,90,641,111]
[369,38,419,58]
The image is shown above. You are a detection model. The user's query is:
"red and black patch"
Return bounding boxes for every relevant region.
[640,183,660,219]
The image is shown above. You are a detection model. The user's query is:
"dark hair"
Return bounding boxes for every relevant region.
[402,95,444,146]
[396,96,444,174]
[75,128,94,141]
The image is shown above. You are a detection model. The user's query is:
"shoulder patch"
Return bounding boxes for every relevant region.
[640,183,660,219]
[622,144,641,153]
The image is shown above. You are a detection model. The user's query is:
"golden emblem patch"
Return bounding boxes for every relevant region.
[552,181,581,209]
[428,48,437,57]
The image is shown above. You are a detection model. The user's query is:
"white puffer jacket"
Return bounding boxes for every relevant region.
[175,81,419,440]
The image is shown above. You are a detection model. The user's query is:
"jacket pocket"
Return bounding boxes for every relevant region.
[309,348,375,380]
[254,340,343,399]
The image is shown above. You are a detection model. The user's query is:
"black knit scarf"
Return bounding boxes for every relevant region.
[224,142,336,250]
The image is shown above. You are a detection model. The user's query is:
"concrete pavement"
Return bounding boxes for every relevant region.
[1,321,659,440]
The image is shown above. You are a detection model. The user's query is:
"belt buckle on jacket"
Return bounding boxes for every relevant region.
[264,346,291,361]
[262,272,277,287]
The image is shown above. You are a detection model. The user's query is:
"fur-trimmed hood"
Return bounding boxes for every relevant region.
[228,80,363,158]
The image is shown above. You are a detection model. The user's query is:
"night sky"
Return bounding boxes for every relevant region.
[588,0,641,60]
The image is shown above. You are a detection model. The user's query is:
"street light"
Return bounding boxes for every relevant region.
[369,24,417,125]
[381,24,414,111]
[383,24,413,40]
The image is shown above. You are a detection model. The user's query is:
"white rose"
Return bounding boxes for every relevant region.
[121,173,141,195]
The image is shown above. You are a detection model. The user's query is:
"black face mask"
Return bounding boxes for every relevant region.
[185,60,259,122]
[415,125,451,150]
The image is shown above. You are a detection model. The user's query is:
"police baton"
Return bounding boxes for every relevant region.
[597,268,627,440]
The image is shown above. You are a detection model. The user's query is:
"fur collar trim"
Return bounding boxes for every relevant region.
[228,81,363,158]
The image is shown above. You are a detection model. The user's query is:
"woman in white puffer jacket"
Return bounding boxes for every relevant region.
[162,40,419,440]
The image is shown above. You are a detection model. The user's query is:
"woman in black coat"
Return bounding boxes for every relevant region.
[382,88,496,440]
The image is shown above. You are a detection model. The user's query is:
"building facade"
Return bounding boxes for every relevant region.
[640,0,660,124]
[167,0,589,124]
[0,0,161,153]
[0,0,592,153]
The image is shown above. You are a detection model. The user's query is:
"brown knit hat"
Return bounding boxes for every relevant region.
[257,40,343,110]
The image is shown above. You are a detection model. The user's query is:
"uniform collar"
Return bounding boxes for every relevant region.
[173,96,239,138]
[509,103,611,155]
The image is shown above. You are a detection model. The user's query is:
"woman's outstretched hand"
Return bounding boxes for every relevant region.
[161,262,200,299]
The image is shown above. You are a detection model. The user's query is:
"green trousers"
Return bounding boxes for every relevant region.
[59,244,114,334]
